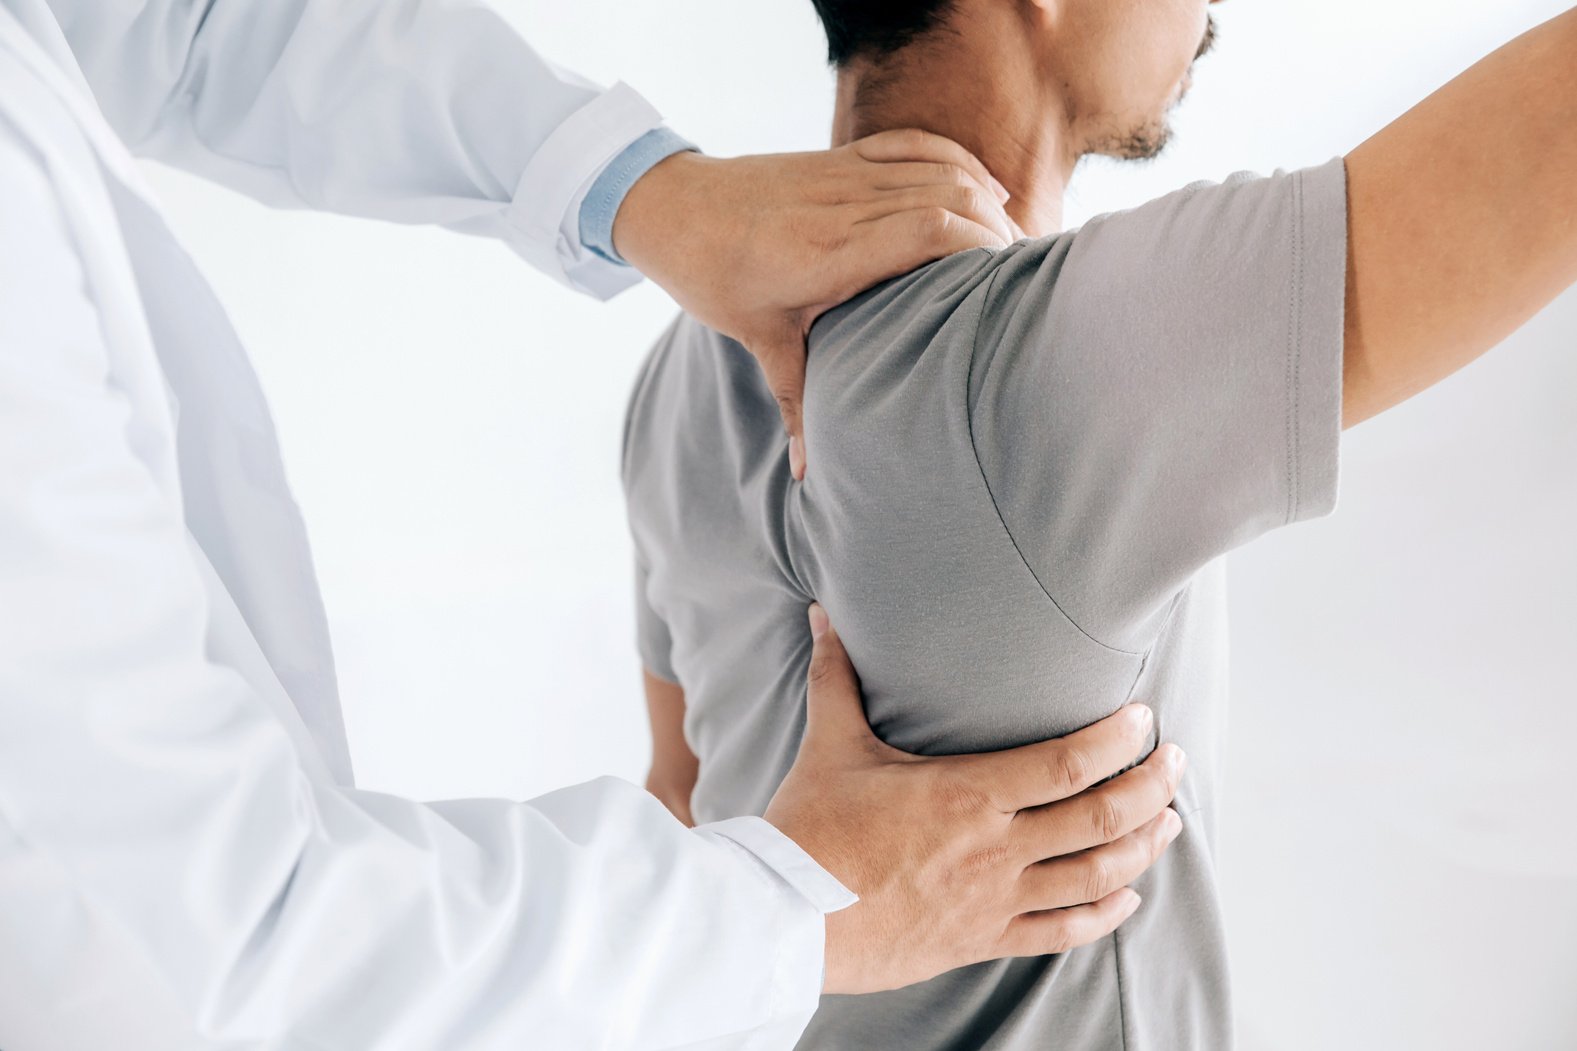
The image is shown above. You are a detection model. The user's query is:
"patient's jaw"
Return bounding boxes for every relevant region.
[827,0,1218,237]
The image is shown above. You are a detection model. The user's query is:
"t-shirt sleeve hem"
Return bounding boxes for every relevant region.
[1288,155,1349,524]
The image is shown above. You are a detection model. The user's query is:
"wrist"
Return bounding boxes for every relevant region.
[820,902,863,994]
[578,128,699,266]
[767,817,868,994]
[611,150,719,274]
[644,772,697,827]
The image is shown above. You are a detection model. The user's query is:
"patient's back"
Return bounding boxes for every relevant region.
[622,158,1347,1050]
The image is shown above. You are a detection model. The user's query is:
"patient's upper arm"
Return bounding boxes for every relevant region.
[967,160,1349,651]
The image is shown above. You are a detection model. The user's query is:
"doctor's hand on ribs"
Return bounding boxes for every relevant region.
[767,606,1185,995]
[611,129,1022,480]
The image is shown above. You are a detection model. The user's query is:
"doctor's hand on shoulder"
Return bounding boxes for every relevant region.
[611,129,1024,480]
[768,606,1184,994]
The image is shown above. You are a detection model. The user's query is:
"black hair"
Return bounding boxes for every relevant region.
[808,0,958,65]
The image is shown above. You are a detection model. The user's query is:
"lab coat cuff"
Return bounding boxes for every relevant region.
[698,817,857,1044]
[504,80,665,300]
[698,816,859,915]
[577,127,697,266]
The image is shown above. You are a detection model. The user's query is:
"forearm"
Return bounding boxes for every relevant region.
[0,121,835,1047]
[1343,6,1577,425]
[646,773,698,827]
[644,669,699,826]
[45,0,665,293]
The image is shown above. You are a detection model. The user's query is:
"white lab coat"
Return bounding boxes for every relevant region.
[0,2,853,1049]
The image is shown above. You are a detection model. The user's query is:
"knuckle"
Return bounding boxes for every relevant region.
[914,205,956,242]
[806,652,835,687]
[948,184,988,216]
[1081,855,1115,903]
[1091,792,1126,842]
[962,842,1012,876]
[932,770,991,818]
[1041,918,1076,957]
[812,223,850,256]
[1050,746,1091,795]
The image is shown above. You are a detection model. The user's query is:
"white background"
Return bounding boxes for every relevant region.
[144,1,1576,1047]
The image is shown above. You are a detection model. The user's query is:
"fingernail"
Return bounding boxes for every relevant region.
[1122,889,1142,915]
[1128,704,1154,732]
[1165,746,1188,776]
[1163,809,1183,841]
[789,435,806,481]
[989,175,1011,204]
[808,602,830,640]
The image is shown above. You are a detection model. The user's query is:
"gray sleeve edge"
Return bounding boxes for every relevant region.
[1288,156,1349,524]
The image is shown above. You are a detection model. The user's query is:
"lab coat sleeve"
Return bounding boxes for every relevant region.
[44,0,663,298]
[0,123,846,1050]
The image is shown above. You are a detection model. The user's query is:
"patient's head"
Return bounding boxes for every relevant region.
[814,0,1221,232]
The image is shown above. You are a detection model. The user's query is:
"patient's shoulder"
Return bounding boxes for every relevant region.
[809,246,1003,349]
[802,246,1014,414]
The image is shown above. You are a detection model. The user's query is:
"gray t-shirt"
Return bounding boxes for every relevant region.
[623,157,1348,1050]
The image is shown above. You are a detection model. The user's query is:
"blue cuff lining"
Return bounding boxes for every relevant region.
[577,127,698,266]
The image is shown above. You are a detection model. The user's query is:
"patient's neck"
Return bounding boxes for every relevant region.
[830,47,1076,238]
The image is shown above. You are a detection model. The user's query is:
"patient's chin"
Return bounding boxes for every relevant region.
[1087,116,1174,163]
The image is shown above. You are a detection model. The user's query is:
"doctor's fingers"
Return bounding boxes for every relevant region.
[826,208,1005,317]
[995,887,1144,961]
[1007,744,1187,864]
[863,160,1011,199]
[746,321,813,480]
[851,183,1020,249]
[951,703,1155,813]
[857,161,1028,241]
[1014,808,1182,915]
[799,603,905,758]
[850,129,1011,205]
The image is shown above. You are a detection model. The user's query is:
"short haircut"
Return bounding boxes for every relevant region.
[809,0,957,65]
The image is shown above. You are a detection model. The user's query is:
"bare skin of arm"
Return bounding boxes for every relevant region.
[643,669,699,827]
[1343,6,1577,427]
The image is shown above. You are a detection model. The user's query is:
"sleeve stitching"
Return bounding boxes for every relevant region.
[1292,169,1307,522]
[963,263,1147,660]
[1284,170,1307,525]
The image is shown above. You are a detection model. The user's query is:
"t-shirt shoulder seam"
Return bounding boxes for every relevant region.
[963,265,1146,660]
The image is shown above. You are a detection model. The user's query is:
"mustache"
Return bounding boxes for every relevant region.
[1194,14,1217,62]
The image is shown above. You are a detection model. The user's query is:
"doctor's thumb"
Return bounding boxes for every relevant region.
[802,604,878,753]
[749,332,810,481]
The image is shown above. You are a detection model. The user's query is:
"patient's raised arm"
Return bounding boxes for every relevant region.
[1342,6,1577,426]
